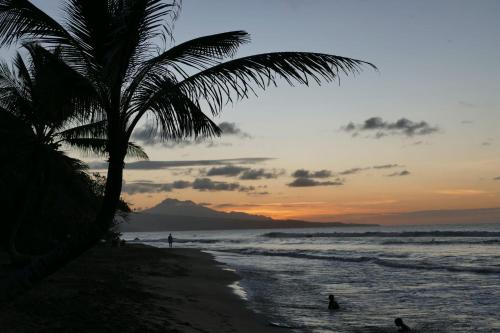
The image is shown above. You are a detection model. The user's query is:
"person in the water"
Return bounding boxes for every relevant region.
[394,317,411,332]
[328,294,339,310]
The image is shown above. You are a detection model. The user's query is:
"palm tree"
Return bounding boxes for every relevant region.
[0,44,147,263]
[0,0,375,241]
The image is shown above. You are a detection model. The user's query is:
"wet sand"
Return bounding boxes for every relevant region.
[0,244,286,332]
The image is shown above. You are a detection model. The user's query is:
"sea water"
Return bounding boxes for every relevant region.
[124,223,500,333]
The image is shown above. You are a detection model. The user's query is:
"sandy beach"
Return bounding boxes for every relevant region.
[0,244,286,333]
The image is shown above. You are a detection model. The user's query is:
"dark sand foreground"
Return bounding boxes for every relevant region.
[0,244,285,332]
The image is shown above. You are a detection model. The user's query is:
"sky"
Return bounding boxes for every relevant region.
[23,1,500,223]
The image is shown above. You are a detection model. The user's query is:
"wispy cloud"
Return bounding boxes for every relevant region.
[435,189,487,196]
[292,164,403,179]
[338,167,369,175]
[458,101,477,108]
[372,164,402,169]
[387,170,411,177]
[89,158,274,170]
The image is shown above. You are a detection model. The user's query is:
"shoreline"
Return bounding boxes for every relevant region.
[0,244,286,332]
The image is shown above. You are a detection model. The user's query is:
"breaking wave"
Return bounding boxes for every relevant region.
[381,239,500,245]
[223,249,500,275]
[262,231,500,238]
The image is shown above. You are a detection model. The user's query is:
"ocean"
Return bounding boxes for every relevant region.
[124,223,500,333]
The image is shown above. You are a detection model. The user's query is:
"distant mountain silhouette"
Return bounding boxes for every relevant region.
[142,198,271,221]
[120,199,372,232]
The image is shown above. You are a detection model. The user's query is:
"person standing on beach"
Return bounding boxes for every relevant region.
[168,233,173,248]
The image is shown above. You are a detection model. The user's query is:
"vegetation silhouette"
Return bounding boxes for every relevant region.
[0,44,141,265]
[0,0,375,298]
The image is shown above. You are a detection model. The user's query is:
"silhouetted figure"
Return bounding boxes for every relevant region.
[395,318,411,332]
[328,294,339,310]
[168,233,173,248]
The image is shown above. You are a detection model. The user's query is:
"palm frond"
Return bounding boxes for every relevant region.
[137,30,250,75]
[0,59,24,105]
[0,0,72,46]
[64,137,149,160]
[125,142,149,160]
[110,0,183,85]
[177,52,377,115]
[58,120,108,140]
[123,30,250,109]
[24,43,101,124]
[13,52,32,89]
[64,0,112,58]
[127,74,221,141]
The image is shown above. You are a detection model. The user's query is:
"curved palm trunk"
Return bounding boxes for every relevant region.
[95,150,126,235]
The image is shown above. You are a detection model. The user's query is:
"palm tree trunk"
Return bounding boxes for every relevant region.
[94,149,126,235]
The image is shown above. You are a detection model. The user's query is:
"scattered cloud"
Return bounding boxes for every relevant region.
[131,122,251,148]
[89,158,274,170]
[203,165,285,180]
[288,178,343,187]
[341,117,439,138]
[192,178,241,191]
[192,178,257,193]
[123,177,261,195]
[171,180,192,189]
[122,181,175,195]
[387,170,411,177]
[206,165,249,177]
[291,169,332,178]
[239,168,285,180]
[218,122,252,139]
